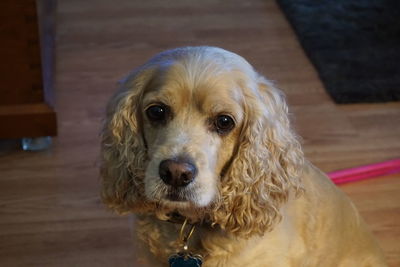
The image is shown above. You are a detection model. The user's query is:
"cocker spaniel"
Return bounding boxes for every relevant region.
[100,46,386,266]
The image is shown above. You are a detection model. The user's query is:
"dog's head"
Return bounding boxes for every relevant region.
[101,47,303,237]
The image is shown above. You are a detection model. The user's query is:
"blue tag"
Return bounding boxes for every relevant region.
[169,252,203,267]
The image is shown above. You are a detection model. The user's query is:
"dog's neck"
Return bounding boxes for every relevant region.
[136,213,250,266]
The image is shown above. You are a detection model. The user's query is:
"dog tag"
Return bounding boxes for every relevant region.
[169,219,203,266]
[169,252,203,267]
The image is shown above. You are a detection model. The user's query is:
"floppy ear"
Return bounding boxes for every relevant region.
[211,75,304,237]
[100,68,154,214]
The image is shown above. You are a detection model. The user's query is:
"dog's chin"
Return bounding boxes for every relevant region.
[159,194,207,208]
[165,190,186,201]
[145,178,217,210]
[145,187,216,223]
[159,198,193,210]
[154,190,215,210]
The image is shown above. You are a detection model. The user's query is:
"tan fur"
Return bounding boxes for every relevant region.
[100,46,387,266]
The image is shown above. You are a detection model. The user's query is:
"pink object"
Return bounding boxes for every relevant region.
[328,158,400,185]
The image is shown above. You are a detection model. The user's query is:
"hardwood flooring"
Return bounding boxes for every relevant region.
[0,0,399,266]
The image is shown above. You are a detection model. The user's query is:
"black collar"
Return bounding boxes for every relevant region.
[167,212,191,224]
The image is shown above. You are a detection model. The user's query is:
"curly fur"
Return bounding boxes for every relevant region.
[100,47,387,266]
[101,67,150,213]
[210,76,304,237]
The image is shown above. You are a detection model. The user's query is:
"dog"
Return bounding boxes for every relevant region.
[100,46,387,266]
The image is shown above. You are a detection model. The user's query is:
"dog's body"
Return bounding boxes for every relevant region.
[101,47,386,266]
[133,163,385,267]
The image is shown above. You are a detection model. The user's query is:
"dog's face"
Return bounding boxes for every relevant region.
[142,62,244,208]
[101,47,303,237]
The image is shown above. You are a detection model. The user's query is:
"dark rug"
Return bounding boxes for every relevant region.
[277,0,400,103]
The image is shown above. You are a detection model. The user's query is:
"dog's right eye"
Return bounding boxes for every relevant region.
[146,104,168,122]
[214,114,235,135]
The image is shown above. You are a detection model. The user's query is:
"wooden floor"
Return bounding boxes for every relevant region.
[0,0,399,266]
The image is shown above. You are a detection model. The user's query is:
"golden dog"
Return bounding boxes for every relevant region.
[100,46,386,266]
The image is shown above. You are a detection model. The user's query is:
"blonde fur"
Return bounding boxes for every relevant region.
[101,47,387,266]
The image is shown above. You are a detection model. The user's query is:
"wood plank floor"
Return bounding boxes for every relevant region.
[0,0,399,266]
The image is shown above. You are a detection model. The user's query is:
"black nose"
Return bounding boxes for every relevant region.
[159,159,197,187]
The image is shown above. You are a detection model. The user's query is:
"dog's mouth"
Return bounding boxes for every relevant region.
[165,189,189,202]
[146,173,216,208]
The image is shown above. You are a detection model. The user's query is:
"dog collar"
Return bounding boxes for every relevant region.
[167,212,188,224]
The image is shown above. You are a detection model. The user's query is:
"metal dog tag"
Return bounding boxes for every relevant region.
[169,219,203,267]
[169,252,203,267]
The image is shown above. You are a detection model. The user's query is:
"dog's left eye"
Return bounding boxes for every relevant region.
[214,115,235,134]
[146,104,168,122]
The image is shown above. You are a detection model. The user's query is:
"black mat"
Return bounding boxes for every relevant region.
[277,0,400,103]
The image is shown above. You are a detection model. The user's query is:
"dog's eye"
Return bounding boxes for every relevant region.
[215,115,235,134]
[146,105,168,122]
